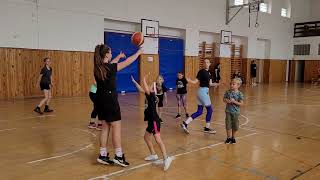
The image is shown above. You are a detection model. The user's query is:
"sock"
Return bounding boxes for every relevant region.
[90,118,95,123]
[185,117,193,124]
[205,122,211,129]
[115,148,123,157]
[100,147,107,156]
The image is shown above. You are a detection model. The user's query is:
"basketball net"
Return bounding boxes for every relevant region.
[249,0,261,28]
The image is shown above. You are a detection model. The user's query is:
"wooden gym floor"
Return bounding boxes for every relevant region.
[0,84,320,180]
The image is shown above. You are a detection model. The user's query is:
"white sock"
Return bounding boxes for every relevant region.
[100,147,107,156]
[185,117,193,124]
[115,148,123,157]
[205,122,211,129]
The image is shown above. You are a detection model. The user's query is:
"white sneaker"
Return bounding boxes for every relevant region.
[164,156,173,171]
[144,154,159,161]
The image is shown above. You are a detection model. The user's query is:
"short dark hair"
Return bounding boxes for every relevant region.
[43,57,50,62]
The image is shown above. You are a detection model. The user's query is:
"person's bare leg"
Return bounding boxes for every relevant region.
[144,132,156,155]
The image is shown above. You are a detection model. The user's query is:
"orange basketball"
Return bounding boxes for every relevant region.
[131,32,144,47]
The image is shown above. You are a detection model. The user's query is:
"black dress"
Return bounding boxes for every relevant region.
[95,63,121,122]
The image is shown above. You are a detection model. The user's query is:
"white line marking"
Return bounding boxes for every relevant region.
[74,128,97,137]
[88,132,259,180]
[240,114,249,127]
[20,114,56,120]
[27,144,92,164]
[2,114,57,122]
[0,128,17,132]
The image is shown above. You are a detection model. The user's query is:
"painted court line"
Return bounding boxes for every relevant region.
[27,144,92,164]
[0,114,57,122]
[0,128,17,132]
[88,132,259,180]
[74,128,97,137]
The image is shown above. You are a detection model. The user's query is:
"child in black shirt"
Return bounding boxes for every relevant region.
[175,72,189,119]
[131,75,173,171]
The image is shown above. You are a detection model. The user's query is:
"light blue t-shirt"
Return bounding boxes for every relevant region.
[90,84,97,93]
[224,90,244,113]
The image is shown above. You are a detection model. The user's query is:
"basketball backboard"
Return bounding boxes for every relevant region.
[141,19,159,54]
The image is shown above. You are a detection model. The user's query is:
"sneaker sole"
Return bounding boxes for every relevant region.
[88,126,96,129]
[144,157,159,161]
[204,131,216,134]
[180,124,190,134]
[97,158,112,165]
[113,159,129,167]
[164,157,173,171]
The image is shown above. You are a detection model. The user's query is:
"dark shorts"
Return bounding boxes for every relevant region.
[251,71,257,78]
[96,91,121,122]
[157,94,164,107]
[146,120,161,135]
[40,82,50,90]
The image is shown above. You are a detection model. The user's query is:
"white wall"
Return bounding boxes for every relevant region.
[310,0,320,21]
[293,37,320,60]
[0,0,104,51]
[291,0,312,22]
[104,19,185,38]
[0,0,314,57]
[0,1,38,49]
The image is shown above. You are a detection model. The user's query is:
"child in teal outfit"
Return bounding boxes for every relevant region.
[223,78,244,144]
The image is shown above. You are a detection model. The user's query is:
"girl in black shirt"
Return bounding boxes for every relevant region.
[180,59,219,134]
[94,44,142,167]
[156,75,167,124]
[131,75,173,171]
[34,58,54,114]
[175,72,189,119]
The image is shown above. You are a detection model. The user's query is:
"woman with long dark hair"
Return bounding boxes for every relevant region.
[94,44,142,167]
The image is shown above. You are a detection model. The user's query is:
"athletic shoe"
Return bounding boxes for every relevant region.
[180,121,189,134]
[113,154,130,167]
[186,113,189,118]
[160,119,164,124]
[144,154,159,161]
[97,153,114,165]
[225,138,232,144]
[231,137,236,144]
[34,107,43,115]
[175,114,181,119]
[96,124,102,131]
[88,123,96,129]
[164,156,173,171]
[203,127,216,134]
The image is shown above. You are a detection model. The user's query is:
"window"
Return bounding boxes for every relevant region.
[259,3,268,13]
[294,44,311,56]
[281,8,288,17]
[234,0,244,6]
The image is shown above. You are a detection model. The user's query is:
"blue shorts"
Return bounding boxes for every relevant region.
[197,87,211,106]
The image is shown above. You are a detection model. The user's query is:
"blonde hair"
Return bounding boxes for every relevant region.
[232,77,242,85]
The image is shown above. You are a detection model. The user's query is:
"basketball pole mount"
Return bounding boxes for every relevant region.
[226,0,263,27]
